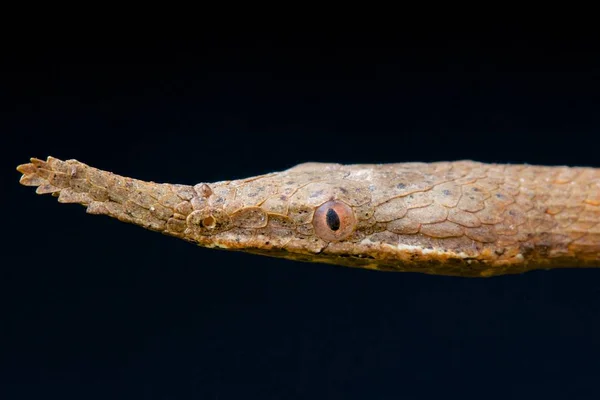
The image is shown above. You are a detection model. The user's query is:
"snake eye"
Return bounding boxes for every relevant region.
[313,200,356,241]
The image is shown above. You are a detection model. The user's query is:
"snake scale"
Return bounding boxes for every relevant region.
[17,156,600,277]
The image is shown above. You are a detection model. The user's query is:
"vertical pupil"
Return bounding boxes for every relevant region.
[326,208,340,231]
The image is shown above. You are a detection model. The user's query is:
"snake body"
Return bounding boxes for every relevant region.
[17,156,600,277]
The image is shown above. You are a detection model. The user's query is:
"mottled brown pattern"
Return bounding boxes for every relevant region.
[17,156,600,277]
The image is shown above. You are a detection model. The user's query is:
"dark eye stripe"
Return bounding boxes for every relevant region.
[326,208,340,231]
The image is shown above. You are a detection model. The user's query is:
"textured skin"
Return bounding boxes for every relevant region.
[17,156,600,277]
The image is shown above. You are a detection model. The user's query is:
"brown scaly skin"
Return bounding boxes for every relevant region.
[17,156,600,277]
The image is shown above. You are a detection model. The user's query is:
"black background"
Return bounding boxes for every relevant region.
[2,33,600,399]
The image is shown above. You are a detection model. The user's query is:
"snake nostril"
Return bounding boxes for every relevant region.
[187,209,230,233]
[201,215,216,228]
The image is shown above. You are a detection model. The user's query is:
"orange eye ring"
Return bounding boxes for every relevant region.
[312,200,356,241]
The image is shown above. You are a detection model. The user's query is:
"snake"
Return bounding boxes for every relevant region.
[16,156,600,277]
